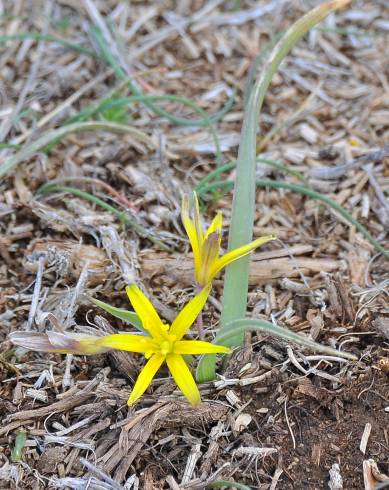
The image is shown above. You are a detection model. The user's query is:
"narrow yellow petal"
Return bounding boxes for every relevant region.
[174,340,231,355]
[169,285,211,340]
[210,235,276,281]
[199,232,220,285]
[166,354,201,405]
[126,285,166,340]
[181,193,202,275]
[205,211,222,239]
[95,334,158,353]
[127,354,165,406]
[192,191,204,245]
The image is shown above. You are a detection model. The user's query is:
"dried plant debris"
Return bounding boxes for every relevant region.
[1,0,389,488]
[24,238,114,286]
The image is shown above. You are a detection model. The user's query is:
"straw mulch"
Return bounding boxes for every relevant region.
[0,1,388,489]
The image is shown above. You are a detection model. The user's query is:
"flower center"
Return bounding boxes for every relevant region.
[159,334,176,355]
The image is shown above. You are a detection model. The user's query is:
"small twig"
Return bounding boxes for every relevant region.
[65,261,89,327]
[181,443,202,485]
[80,457,124,490]
[269,465,284,490]
[27,255,45,331]
[359,422,372,454]
[364,163,389,223]
[284,399,296,450]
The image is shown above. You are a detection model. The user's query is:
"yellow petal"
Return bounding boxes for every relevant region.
[181,193,202,274]
[205,211,222,239]
[126,285,166,340]
[192,191,204,245]
[210,235,276,281]
[95,333,158,353]
[127,354,165,406]
[169,285,211,340]
[199,232,220,285]
[166,354,201,405]
[174,340,231,355]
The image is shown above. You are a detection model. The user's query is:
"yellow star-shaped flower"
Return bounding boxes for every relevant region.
[10,285,230,406]
[181,192,276,287]
[96,284,229,406]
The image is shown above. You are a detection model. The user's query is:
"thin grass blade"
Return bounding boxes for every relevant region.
[197,179,389,259]
[0,121,157,179]
[216,319,357,361]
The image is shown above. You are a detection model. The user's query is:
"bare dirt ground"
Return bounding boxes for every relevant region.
[0,1,388,489]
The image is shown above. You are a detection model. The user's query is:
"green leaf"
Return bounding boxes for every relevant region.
[197,0,353,382]
[11,431,27,462]
[0,121,157,179]
[197,318,356,381]
[218,318,356,360]
[207,480,252,490]
[90,297,146,334]
[197,178,389,259]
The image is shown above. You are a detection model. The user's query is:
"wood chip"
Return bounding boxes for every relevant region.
[360,423,372,454]
[141,252,340,286]
[6,370,105,423]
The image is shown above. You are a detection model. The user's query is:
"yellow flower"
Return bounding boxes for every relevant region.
[10,285,230,406]
[96,284,230,406]
[181,192,276,287]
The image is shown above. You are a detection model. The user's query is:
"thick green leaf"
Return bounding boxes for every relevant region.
[197,0,352,383]
[11,432,27,462]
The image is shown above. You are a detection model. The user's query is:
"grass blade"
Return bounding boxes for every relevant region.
[37,184,171,252]
[0,32,95,56]
[207,480,252,490]
[215,319,357,361]
[0,121,156,179]
[90,26,235,128]
[196,178,389,259]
